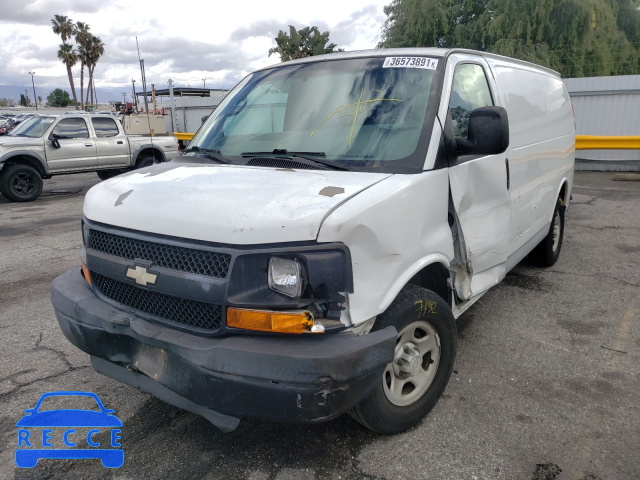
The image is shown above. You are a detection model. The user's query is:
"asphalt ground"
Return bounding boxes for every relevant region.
[0,171,638,480]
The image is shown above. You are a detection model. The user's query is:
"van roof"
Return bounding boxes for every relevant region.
[260,47,561,78]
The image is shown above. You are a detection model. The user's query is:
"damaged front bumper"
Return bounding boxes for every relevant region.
[51,269,396,432]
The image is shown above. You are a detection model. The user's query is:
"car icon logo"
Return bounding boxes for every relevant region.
[15,391,123,468]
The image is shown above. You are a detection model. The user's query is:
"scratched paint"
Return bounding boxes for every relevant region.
[318,186,345,197]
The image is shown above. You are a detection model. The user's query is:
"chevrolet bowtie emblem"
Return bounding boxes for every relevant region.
[125,265,158,286]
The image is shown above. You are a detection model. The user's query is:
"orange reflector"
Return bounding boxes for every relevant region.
[81,261,92,286]
[227,308,315,334]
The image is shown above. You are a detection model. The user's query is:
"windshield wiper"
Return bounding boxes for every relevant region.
[241,149,350,171]
[183,146,232,164]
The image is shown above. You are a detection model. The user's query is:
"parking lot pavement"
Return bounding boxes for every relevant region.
[0,171,638,480]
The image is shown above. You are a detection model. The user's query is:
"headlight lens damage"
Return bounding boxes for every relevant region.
[268,257,302,298]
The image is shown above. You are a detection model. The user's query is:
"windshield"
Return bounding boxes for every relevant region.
[189,56,442,172]
[9,116,56,138]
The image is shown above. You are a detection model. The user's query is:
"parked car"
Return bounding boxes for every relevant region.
[51,48,575,434]
[0,114,179,201]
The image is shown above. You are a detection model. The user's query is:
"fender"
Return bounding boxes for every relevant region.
[0,150,49,176]
[131,145,166,165]
[378,255,453,314]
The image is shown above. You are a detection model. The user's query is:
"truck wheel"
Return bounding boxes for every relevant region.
[530,197,565,267]
[348,284,457,434]
[136,154,154,169]
[97,169,125,181]
[0,164,43,202]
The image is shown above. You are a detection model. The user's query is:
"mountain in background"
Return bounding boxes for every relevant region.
[0,84,142,105]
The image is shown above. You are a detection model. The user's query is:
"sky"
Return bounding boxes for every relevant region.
[0,0,390,102]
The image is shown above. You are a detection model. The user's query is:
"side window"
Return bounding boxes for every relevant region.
[52,118,89,139]
[449,63,493,137]
[91,117,120,137]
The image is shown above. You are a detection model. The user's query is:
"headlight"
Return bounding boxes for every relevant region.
[268,257,302,298]
[82,221,91,246]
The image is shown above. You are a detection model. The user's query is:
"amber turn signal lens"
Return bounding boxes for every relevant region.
[81,261,92,286]
[227,308,315,334]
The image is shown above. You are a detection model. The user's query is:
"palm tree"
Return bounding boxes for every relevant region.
[51,14,74,43]
[74,21,91,108]
[86,36,105,106]
[51,15,78,109]
[57,44,79,109]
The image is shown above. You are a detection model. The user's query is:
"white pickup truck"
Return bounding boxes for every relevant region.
[0,114,179,202]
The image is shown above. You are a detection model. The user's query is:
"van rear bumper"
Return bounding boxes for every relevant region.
[51,269,396,431]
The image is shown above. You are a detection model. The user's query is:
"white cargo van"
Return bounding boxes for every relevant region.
[51,48,574,434]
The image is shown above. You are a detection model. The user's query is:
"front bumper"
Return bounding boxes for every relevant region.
[51,269,396,431]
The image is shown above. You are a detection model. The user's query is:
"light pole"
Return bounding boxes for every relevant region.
[29,72,37,110]
[203,79,206,89]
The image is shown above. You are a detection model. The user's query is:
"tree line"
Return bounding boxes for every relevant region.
[51,15,105,109]
[269,1,639,77]
[377,0,640,77]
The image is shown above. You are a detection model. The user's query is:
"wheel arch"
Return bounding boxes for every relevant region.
[377,254,453,315]
[549,176,571,222]
[132,145,165,167]
[0,152,48,177]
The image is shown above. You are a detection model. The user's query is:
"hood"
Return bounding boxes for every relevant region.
[84,162,391,244]
[0,136,43,149]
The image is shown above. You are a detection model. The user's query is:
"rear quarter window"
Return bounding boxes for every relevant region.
[91,117,120,137]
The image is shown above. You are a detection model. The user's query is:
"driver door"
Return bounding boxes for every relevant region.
[45,117,98,171]
[444,56,511,299]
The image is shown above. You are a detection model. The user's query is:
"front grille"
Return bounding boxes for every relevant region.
[89,229,231,278]
[93,273,223,331]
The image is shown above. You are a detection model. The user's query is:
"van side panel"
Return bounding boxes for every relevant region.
[317,170,454,326]
[489,62,575,256]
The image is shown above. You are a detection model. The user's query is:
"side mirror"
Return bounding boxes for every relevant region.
[456,106,509,156]
[49,133,61,149]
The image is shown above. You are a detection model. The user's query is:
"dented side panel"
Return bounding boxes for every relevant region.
[317,170,454,326]
[448,155,511,297]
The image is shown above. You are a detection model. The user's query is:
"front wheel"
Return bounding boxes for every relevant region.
[0,164,43,202]
[348,284,457,434]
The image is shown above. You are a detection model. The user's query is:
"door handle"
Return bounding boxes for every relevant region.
[117,140,124,144]
[85,143,93,147]
[505,158,510,190]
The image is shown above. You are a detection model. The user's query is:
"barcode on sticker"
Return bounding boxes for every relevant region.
[383,57,439,69]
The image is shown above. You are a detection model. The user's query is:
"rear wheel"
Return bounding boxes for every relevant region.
[0,164,43,202]
[530,197,565,266]
[348,284,457,434]
[136,154,154,169]
[97,169,126,181]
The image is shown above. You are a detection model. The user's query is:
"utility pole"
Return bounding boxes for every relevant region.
[29,72,38,110]
[168,79,177,132]
[131,79,137,111]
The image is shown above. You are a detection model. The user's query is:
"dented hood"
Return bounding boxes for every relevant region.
[84,162,391,244]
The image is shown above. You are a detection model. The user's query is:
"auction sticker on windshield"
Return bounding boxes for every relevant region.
[383,57,438,69]
[15,391,123,469]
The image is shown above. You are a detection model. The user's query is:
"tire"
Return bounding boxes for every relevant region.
[0,164,43,202]
[348,284,457,434]
[136,154,154,169]
[97,169,126,181]
[530,197,565,267]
